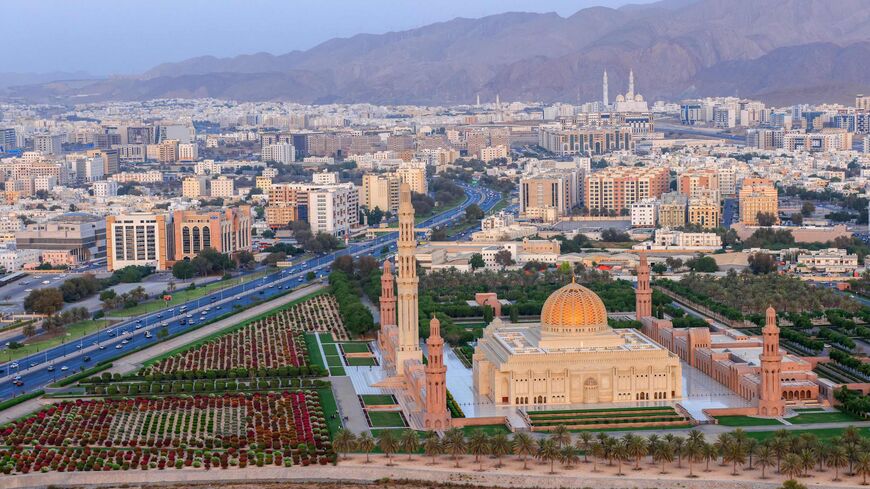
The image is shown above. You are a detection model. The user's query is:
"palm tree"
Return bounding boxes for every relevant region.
[399,429,420,460]
[377,430,399,466]
[539,439,561,474]
[856,452,870,485]
[653,441,675,475]
[423,432,443,465]
[513,432,535,470]
[646,434,661,465]
[703,442,718,472]
[612,440,630,476]
[756,445,775,480]
[827,445,849,482]
[814,442,828,473]
[560,445,580,469]
[671,436,686,468]
[358,432,375,464]
[798,448,815,478]
[684,440,704,478]
[590,441,606,473]
[769,436,787,473]
[443,428,466,468]
[333,428,357,460]
[624,434,647,471]
[781,453,804,482]
[686,430,704,447]
[551,425,571,449]
[467,432,490,472]
[714,432,732,466]
[745,438,758,470]
[490,433,512,468]
[576,431,593,463]
[722,439,747,475]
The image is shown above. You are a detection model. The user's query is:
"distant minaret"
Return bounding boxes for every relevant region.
[495,93,500,107]
[635,252,652,321]
[628,69,635,100]
[603,70,609,107]
[758,306,784,417]
[476,93,480,107]
[424,315,450,430]
[395,183,422,372]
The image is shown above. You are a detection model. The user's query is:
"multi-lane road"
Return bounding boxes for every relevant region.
[0,183,501,400]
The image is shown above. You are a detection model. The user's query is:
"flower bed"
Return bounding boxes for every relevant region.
[0,392,335,475]
[141,295,348,377]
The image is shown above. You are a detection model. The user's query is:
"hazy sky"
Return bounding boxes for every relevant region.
[4,0,652,75]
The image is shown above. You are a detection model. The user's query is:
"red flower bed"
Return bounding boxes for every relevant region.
[0,392,333,475]
[143,295,348,375]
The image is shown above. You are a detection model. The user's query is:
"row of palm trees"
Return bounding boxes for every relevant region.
[333,425,870,484]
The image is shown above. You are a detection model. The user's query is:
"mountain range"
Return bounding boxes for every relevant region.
[3,0,870,106]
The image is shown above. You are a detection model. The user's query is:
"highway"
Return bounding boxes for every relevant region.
[0,183,500,400]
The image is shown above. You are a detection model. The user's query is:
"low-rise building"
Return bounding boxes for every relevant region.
[796,248,859,275]
[630,198,658,227]
[16,213,107,262]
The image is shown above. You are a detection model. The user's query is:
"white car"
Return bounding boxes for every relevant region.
[115,344,123,349]
[41,280,50,285]
[60,366,69,371]
[10,363,19,369]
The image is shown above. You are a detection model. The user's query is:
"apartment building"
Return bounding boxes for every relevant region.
[519,173,575,222]
[178,143,199,162]
[688,196,721,228]
[307,183,359,237]
[678,169,721,201]
[658,192,688,228]
[87,149,120,175]
[361,173,400,213]
[739,178,778,225]
[157,139,179,163]
[584,166,669,213]
[16,213,107,262]
[106,213,172,271]
[630,198,658,227]
[182,177,208,198]
[209,176,235,198]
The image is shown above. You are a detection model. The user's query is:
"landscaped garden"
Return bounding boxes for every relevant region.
[0,392,335,474]
[525,406,691,431]
[713,415,783,427]
[137,293,347,379]
[365,410,407,428]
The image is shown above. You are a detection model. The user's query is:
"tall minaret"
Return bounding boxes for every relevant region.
[424,315,450,430]
[476,93,481,107]
[495,93,500,107]
[628,69,635,100]
[380,261,396,327]
[603,70,609,107]
[758,306,784,417]
[636,252,652,320]
[395,183,422,371]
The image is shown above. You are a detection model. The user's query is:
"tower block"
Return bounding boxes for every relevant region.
[424,315,451,430]
[636,252,652,321]
[758,306,785,417]
[395,183,422,372]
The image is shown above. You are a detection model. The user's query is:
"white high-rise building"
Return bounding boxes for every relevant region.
[34,134,63,155]
[306,183,359,237]
[178,143,198,162]
[631,198,658,228]
[263,143,295,164]
[93,180,119,197]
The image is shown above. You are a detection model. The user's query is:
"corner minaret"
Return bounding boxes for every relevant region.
[628,69,635,100]
[379,260,396,327]
[603,70,609,107]
[636,252,652,321]
[395,183,422,372]
[758,306,784,417]
[424,315,450,430]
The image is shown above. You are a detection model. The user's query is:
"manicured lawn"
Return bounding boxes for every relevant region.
[367,410,407,428]
[340,342,370,353]
[317,387,342,438]
[329,366,346,376]
[746,427,870,443]
[789,411,862,425]
[460,424,510,436]
[322,343,339,356]
[325,355,343,367]
[304,334,326,371]
[570,423,694,433]
[714,415,783,427]
[346,356,377,366]
[3,320,117,362]
[794,408,827,413]
[361,394,397,406]
[319,332,336,344]
[108,271,272,317]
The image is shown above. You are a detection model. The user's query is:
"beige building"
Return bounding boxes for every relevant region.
[157,140,179,163]
[106,213,172,271]
[585,166,669,213]
[473,280,682,406]
[678,169,720,201]
[361,174,400,213]
[688,195,721,228]
[182,177,207,198]
[210,176,235,198]
[520,174,575,222]
[739,178,778,225]
[480,145,509,162]
[657,192,688,228]
[395,164,427,195]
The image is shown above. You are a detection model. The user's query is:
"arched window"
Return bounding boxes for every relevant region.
[192,227,201,253]
[202,226,211,250]
[182,227,191,254]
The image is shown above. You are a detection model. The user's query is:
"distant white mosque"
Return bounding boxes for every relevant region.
[604,69,649,113]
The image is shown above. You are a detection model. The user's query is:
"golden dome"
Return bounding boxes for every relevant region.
[540,280,609,335]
